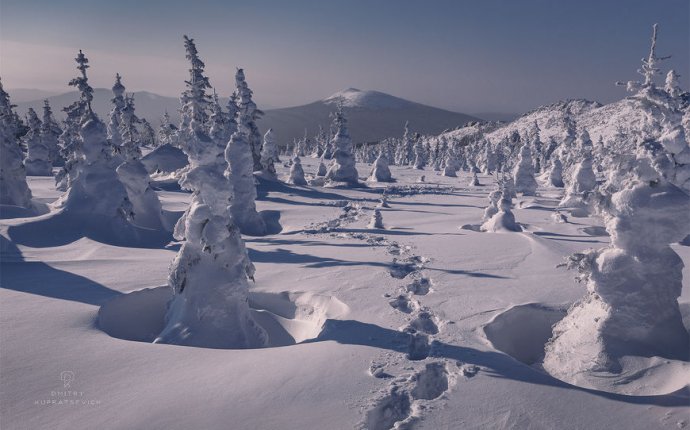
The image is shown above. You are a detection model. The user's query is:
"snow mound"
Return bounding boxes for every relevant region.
[98,287,349,348]
[484,303,690,395]
[141,144,189,174]
[484,303,567,365]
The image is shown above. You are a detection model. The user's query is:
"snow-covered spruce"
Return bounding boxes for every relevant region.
[52,50,134,225]
[287,155,308,186]
[107,73,126,149]
[368,208,384,229]
[481,189,521,232]
[413,128,426,169]
[369,149,393,182]
[547,156,564,187]
[325,108,359,185]
[227,123,267,236]
[558,136,596,217]
[469,171,480,186]
[316,156,328,177]
[260,128,278,179]
[23,108,53,176]
[40,100,63,167]
[235,68,264,172]
[544,180,690,382]
[482,189,502,222]
[0,79,33,208]
[513,144,538,195]
[115,90,166,230]
[545,24,690,387]
[441,153,457,177]
[155,35,266,349]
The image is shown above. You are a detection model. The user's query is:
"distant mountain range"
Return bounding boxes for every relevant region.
[13,89,183,125]
[13,87,481,144]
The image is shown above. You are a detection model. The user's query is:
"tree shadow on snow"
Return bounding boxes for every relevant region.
[7,210,173,249]
[306,318,690,407]
[0,236,122,306]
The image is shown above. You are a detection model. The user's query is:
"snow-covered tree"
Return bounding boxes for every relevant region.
[395,121,416,166]
[0,79,33,207]
[325,107,359,185]
[368,208,384,229]
[469,171,480,186]
[664,70,682,98]
[413,131,426,169]
[115,92,165,230]
[54,102,83,191]
[54,50,134,224]
[369,149,393,182]
[260,128,278,179]
[316,156,328,177]
[157,111,178,147]
[140,118,157,147]
[235,68,264,171]
[107,73,126,148]
[40,100,63,166]
[619,23,670,94]
[179,35,213,133]
[288,155,307,186]
[480,187,522,233]
[156,37,266,348]
[547,156,564,187]
[23,108,52,176]
[513,144,538,195]
[228,96,267,235]
[545,25,690,387]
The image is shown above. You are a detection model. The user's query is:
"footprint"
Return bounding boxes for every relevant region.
[407,332,430,361]
[407,311,439,335]
[405,277,432,295]
[388,295,418,314]
[362,386,412,430]
[369,362,394,379]
[389,260,417,279]
[410,362,449,400]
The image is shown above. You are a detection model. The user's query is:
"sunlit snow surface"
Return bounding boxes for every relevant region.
[1,159,689,430]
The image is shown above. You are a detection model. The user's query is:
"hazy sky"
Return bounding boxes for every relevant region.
[1,0,688,113]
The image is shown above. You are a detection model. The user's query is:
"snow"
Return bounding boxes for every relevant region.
[3,158,689,430]
[323,88,417,110]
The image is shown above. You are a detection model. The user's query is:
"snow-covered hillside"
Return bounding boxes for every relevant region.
[259,88,479,146]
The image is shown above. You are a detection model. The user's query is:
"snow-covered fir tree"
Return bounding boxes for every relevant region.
[179,35,213,134]
[369,148,393,182]
[157,111,178,147]
[107,73,126,149]
[547,156,564,187]
[139,118,156,147]
[40,100,63,167]
[413,130,426,169]
[54,50,134,224]
[228,86,267,236]
[156,36,266,349]
[235,68,264,171]
[288,154,308,186]
[260,128,278,179]
[23,108,53,176]
[545,24,690,387]
[368,208,384,229]
[513,144,538,195]
[0,78,33,208]
[116,92,165,230]
[325,107,359,185]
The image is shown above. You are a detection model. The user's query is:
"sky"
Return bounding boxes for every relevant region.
[1,0,688,114]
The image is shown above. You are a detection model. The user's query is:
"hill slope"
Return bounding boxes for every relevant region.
[258,88,480,145]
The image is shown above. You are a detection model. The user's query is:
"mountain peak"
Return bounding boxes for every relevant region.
[323,88,415,109]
